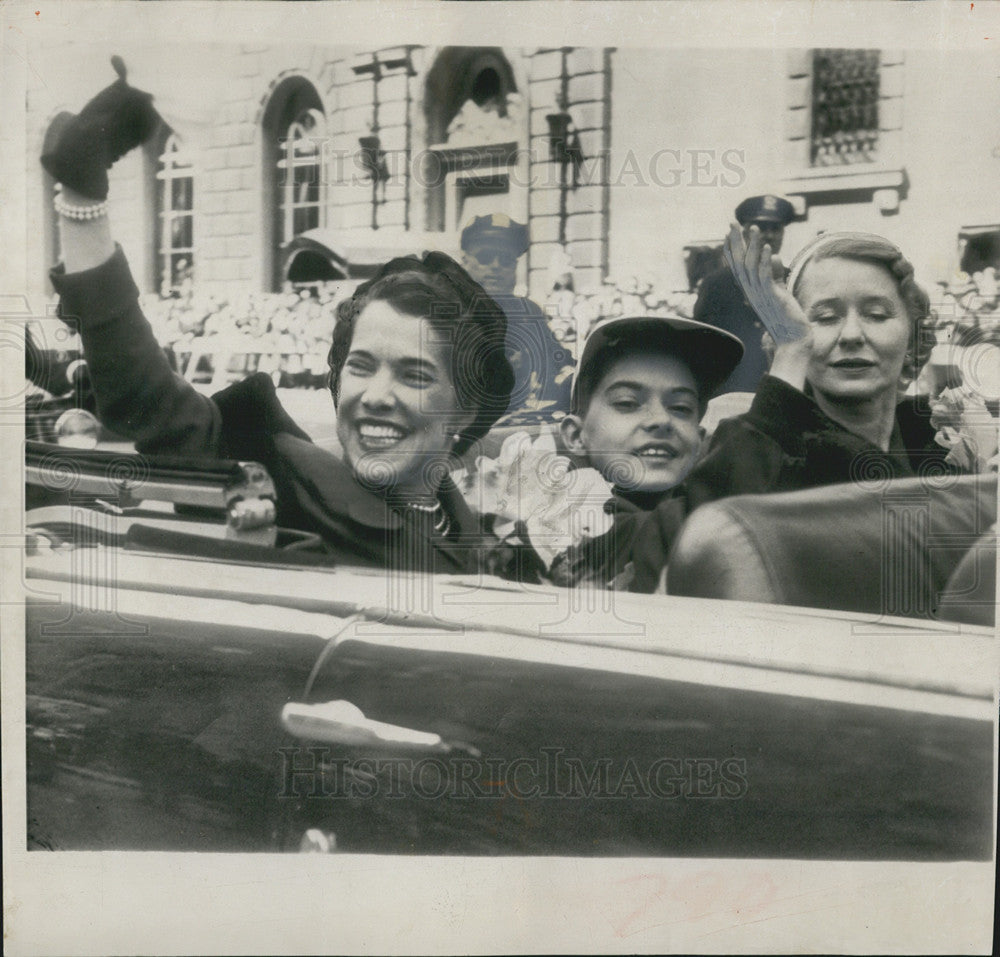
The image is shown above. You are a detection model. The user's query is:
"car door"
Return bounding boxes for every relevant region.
[26,544,995,858]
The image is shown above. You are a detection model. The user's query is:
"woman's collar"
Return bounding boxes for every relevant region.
[274,434,402,529]
[275,434,478,536]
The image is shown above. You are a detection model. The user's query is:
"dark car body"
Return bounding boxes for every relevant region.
[23,448,997,857]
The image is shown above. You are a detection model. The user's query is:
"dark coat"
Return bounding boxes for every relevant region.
[557,374,958,593]
[548,490,688,594]
[624,374,960,591]
[51,247,487,574]
[684,375,955,509]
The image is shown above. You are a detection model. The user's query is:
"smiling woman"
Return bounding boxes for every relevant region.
[675,228,960,512]
[327,256,512,505]
[42,61,514,574]
[617,230,973,593]
[800,256,913,415]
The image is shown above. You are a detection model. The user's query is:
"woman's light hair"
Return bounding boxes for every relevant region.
[787,231,933,384]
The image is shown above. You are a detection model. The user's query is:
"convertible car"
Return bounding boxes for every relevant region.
[21,406,998,858]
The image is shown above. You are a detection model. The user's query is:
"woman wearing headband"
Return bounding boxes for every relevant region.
[616,225,969,592]
[43,61,513,574]
[678,225,958,508]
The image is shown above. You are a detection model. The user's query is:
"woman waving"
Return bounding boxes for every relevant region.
[44,61,514,574]
[683,224,958,507]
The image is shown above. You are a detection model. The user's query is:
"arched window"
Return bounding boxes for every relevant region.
[425,48,518,146]
[156,133,195,296]
[277,107,325,242]
[423,48,522,234]
[262,78,325,290]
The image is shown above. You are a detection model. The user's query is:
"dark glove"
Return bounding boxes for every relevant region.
[41,56,162,201]
[480,520,549,584]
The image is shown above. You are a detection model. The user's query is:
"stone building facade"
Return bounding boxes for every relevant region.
[26,43,1000,316]
[28,44,614,304]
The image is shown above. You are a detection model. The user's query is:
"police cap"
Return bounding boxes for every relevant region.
[460,214,530,257]
[734,194,795,227]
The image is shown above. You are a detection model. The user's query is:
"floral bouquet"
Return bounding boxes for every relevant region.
[452,427,615,584]
[930,386,999,472]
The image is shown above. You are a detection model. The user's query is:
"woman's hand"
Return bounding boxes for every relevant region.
[41,57,160,202]
[44,58,158,272]
[724,223,812,390]
[724,223,808,345]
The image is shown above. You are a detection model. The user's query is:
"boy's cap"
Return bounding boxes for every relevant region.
[735,194,795,226]
[461,214,530,256]
[571,315,745,410]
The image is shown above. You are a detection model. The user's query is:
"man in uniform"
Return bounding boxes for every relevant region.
[693,194,795,393]
[461,213,572,420]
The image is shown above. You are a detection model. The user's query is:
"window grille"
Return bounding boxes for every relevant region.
[156,134,195,295]
[277,108,325,244]
[811,49,880,167]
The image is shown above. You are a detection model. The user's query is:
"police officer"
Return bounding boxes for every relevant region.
[461,214,572,420]
[461,213,528,299]
[693,194,796,393]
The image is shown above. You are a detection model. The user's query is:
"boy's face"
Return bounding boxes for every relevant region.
[562,352,705,494]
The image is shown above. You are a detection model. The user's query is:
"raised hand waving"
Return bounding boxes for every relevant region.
[723,222,809,346]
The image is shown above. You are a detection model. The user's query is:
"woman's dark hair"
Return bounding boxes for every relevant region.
[788,232,933,386]
[328,251,514,456]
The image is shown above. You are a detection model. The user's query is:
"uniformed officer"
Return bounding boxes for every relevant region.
[461,214,572,420]
[460,213,529,298]
[693,194,796,393]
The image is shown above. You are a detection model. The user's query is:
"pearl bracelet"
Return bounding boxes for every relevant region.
[53,191,108,221]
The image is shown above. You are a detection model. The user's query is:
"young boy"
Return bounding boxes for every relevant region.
[554,315,743,591]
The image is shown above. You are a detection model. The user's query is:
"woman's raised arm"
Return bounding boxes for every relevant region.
[47,60,221,456]
[58,186,115,273]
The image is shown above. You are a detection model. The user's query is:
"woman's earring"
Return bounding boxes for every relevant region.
[451,432,462,445]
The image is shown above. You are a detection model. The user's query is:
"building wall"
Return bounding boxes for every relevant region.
[27,42,614,302]
[525,46,613,297]
[25,43,998,307]
[607,47,1000,294]
[607,48,789,292]
[795,49,1000,290]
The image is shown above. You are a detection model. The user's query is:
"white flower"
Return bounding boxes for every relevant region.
[453,426,615,570]
[930,386,999,472]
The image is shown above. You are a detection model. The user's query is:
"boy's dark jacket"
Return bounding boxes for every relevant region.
[560,374,955,593]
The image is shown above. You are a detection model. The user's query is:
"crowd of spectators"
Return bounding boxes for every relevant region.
[136,262,999,401]
[137,271,710,389]
[141,283,348,388]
